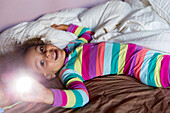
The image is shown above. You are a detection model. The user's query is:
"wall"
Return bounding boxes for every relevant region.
[0,0,109,33]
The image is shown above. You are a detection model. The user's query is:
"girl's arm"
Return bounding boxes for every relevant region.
[51,24,94,53]
[65,24,94,53]
[51,69,89,108]
[16,74,88,108]
[67,24,94,43]
[51,24,94,43]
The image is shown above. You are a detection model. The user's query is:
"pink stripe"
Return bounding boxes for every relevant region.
[86,31,94,35]
[134,49,148,81]
[127,45,143,76]
[168,60,170,85]
[160,55,170,87]
[82,45,91,80]
[96,42,105,76]
[123,44,136,75]
[59,69,68,80]
[60,90,67,106]
[81,89,89,98]
[81,33,92,42]
[72,26,78,33]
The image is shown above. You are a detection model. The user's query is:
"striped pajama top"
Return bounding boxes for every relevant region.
[51,24,170,108]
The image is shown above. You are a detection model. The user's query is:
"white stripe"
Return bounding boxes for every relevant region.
[77,89,89,106]
[103,43,113,75]
[140,51,156,85]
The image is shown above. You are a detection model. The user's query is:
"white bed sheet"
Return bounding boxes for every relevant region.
[0,0,170,55]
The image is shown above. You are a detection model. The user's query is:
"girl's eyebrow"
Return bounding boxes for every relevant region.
[34,46,38,52]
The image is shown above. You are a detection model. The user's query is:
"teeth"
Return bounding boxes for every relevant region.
[54,51,56,60]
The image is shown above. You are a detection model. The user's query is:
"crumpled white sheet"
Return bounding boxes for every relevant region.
[0,0,170,55]
[92,0,170,53]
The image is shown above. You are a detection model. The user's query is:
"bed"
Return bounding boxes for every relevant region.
[1,0,170,112]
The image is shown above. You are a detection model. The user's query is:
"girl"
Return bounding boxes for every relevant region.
[20,24,170,108]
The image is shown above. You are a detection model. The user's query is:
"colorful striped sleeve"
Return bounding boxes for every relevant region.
[66,24,94,53]
[51,69,89,108]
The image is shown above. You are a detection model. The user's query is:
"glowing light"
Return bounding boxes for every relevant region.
[15,77,32,93]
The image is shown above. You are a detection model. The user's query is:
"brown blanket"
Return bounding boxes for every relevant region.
[2,75,170,113]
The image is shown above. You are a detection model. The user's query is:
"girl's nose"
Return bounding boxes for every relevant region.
[44,49,53,59]
[45,50,50,58]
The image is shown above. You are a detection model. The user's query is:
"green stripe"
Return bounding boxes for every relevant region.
[66,50,77,70]
[71,90,83,108]
[110,42,121,74]
[64,74,76,86]
[147,53,161,87]
[79,27,89,37]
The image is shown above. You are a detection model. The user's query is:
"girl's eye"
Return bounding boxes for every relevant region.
[40,60,45,67]
[40,46,44,53]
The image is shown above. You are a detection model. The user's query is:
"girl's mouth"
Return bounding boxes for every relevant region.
[54,50,58,60]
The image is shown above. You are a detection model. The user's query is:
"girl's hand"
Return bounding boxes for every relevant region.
[51,24,69,31]
[16,79,54,105]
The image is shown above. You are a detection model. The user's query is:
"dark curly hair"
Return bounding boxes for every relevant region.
[20,35,51,56]
[0,35,50,73]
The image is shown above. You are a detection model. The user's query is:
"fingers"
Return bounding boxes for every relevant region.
[51,24,58,29]
[16,80,45,103]
[51,24,69,31]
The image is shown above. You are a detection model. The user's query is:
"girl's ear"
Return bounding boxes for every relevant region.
[43,73,47,77]
[43,73,56,80]
[51,73,56,79]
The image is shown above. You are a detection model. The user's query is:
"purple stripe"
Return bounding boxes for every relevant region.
[67,24,74,32]
[67,24,78,34]
[64,57,68,65]
[67,81,86,89]
[123,44,136,75]
[70,84,87,90]
[51,89,62,107]
[128,45,143,76]
[81,33,92,42]
[168,56,170,86]
[89,43,98,79]
[64,48,69,65]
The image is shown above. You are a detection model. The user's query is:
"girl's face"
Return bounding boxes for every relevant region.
[24,44,66,79]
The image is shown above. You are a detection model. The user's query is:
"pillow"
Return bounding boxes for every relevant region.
[149,0,170,24]
[0,8,86,56]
